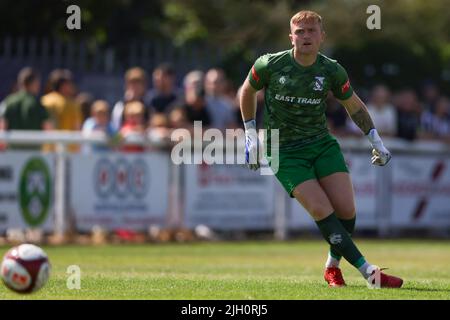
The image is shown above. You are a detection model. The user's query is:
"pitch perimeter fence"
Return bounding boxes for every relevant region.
[1,130,450,239]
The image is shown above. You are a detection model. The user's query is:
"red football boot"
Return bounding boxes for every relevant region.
[369,268,403,288]
[324,267,346,287]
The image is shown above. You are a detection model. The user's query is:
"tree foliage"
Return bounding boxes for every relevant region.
[0,0,448,91]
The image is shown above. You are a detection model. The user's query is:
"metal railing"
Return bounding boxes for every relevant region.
[1,130,450,239]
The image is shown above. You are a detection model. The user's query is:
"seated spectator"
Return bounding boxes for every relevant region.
[0,67,52,149]
[394,89,422,141]
[147,63,182,114]
[420,96,450,141]
[81,100,116,153]
[180,71,212,129]
[204,68,236,130]
[119,101,146,152]
[366,85,397,136]
[111,67,152,131]
[169,108,189,129]
[76,92,95,124]
[147,112,171,143]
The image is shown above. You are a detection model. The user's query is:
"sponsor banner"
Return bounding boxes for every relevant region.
[289,153,377,229]
[184,163,275,230]
[0,152,54,231]
[391,156,450,227]
[70,152,169,231]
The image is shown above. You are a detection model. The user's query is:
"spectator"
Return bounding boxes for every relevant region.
[0,67,52,149]
[180,71,212,128]
[147,63,182,114]
[420,96,450,141]
[111,67,152,131]
[394,89,422,141]
[119,101,146,152]
[421,81,440,113]
[169,108,189,129]
[76,92,95,124]
[366,85,397,136]
[204,68,236,130]
[148,112,171,142]
[81,100,116,153]
[41,69,82,152]
[41,69,81,130]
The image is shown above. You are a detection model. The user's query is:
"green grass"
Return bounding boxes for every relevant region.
[0,239,449,299]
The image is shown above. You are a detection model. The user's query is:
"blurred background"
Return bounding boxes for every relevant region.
[0,0,449,244]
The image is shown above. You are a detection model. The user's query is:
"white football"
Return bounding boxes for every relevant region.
[1,244,51,293]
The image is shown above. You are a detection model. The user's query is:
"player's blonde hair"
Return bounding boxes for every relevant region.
[290,10,323,30]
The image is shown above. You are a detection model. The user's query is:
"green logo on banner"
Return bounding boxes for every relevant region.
[19,157,51,227]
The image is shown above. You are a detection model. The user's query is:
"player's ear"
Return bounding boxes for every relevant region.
[289,33,294,46]
[321,30,326,43]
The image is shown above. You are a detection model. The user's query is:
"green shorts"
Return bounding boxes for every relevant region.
[269,134,349,197]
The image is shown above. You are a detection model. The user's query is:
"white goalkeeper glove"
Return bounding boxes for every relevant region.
[367,128,392,166]
[244,119,260,170]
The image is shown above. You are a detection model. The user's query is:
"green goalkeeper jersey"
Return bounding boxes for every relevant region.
[248,49,353,151]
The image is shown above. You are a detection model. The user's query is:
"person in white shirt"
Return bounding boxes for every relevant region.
[204,68,236,130]
[347,85,397,136]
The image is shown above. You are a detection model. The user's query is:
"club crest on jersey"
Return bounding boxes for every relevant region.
[313,76,325,91]
[279,76,287,85]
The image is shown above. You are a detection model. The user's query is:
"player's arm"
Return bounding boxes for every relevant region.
[240,57,269,170]
[240,78,260,170]
[240,78,258,122]
[331,63,391,166]
[338,92,391,166]
[338,92,374,135]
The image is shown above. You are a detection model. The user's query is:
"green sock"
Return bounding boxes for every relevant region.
[316,212,365,268]
[329,217,356,261]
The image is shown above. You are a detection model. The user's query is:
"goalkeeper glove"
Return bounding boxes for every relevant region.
[367,128,391,166]
[244,119,260,170]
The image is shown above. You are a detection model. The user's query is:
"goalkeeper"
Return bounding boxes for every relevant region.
[240,10,403,288]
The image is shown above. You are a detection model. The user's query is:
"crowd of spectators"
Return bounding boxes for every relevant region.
[1,64,449,152]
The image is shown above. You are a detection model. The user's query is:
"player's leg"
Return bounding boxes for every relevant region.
[291,181,366,273]
[274,140,367,283]
[271,137,402,287]
[319,172,356,269]
[312,138,402,288]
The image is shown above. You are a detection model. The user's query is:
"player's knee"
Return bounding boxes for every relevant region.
[336,206,356,219]
[308,203,334,220]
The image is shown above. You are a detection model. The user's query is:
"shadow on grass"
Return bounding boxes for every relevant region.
[345,284,450,294]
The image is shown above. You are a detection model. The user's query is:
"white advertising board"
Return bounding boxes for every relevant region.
[184,164,275,230]
[0,152,54,231]
[391,156,450,227]
[70,152,169,231]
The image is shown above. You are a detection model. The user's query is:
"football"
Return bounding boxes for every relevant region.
[1,244,51,294]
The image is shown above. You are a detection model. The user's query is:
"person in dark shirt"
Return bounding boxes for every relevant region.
[394,89,422,141]
[0,67,52,149]
[0,67,51,131]
[180,70,212,128]
[147,63,182,114]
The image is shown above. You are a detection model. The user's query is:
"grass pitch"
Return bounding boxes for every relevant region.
[0,239,449,299]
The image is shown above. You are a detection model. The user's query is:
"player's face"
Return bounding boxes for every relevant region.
[289,20,324,55]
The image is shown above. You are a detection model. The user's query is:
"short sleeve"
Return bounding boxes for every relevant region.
[0,100,8,118]
[247,55,270,90]
[331,63,354,100]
